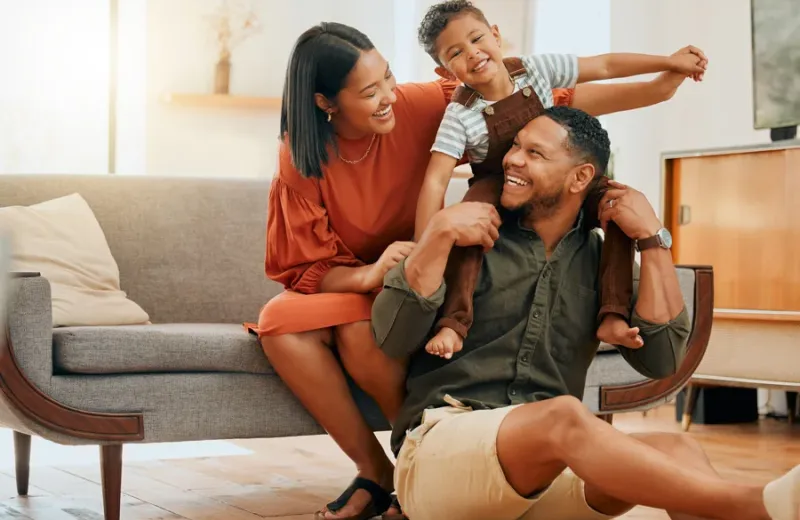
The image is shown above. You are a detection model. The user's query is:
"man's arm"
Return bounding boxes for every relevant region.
[371,216,457,358]
[598,182,691,379]
[372,203,501,359]
[618,259,692,380]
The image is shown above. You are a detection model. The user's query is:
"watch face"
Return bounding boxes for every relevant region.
[658,228,673,248]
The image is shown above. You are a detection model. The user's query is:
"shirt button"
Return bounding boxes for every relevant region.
[510,389,517,396]
[533,311,541,319]
[521,354,529,362]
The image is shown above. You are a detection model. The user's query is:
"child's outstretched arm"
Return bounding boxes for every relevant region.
[577,45,707,83]
[416,151,458,241]
[571,70,686,116]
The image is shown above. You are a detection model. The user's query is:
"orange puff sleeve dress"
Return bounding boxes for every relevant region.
[247,85,575,337]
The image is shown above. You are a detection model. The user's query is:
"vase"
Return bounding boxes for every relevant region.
[214,58,231,95]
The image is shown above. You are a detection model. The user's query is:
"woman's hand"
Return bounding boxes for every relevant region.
[362,241,416,290]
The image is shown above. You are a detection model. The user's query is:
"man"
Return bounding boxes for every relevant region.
[371,107,799,520]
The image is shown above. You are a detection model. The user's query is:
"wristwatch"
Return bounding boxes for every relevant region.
[636,227,672,251]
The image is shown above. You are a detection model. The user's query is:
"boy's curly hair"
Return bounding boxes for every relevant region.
[417,0,491,64]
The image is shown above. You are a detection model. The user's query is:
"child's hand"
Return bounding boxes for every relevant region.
[670,45,708,82]
[668,52,707,80]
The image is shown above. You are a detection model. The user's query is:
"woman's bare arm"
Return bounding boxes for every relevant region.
[571,71,686,116]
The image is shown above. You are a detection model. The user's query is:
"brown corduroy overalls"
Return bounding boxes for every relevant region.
[436,57,634,340]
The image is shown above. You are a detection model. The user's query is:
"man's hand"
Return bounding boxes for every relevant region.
[404,202,501,298]
[433,201,502,251]
[597,180,662,240]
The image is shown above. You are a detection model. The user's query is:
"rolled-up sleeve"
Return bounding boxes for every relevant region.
[371,260,446,359]
[620,306,691,380]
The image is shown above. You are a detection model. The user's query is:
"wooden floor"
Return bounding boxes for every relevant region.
[0,405,797,519]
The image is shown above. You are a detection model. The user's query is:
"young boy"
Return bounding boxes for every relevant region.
[415,0,707,359]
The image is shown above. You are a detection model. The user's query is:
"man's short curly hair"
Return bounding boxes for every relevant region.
[417,0,491,64]
[542,106,611,177]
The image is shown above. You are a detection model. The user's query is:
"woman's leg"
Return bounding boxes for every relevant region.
[335,320,407,424]
[261,329,394,519]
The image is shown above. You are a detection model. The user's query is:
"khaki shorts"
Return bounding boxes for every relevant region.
[395,398,616,520]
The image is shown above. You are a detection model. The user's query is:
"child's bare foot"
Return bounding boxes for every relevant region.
[597,314,643,349]
[425,327,463,359]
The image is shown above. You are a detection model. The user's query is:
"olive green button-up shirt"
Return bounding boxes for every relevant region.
[371,217,691,455]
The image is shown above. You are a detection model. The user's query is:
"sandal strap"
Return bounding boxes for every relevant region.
[326,477,392,514]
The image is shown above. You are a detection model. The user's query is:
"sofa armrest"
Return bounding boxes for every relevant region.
[598,265,714,412]
[6,274,54,391]
[1,273,144,441]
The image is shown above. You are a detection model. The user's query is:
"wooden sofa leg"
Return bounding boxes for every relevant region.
[600,414,614,425]
[681,385,700,432]
[100,445,123,520]
[13,431,31,496]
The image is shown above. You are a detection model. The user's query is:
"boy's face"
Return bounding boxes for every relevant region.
[435,14,504,86]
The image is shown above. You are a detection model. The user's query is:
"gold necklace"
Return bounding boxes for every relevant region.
[338,133,377,164]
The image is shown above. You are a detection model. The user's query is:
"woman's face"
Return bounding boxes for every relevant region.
[332,48,398,137]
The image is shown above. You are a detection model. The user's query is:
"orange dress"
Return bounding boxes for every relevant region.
[248,84,575,337]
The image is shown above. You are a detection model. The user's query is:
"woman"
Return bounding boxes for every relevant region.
[248,22,690,520]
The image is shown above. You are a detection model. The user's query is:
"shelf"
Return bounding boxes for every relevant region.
[713,309,800,323]
[163,93,282,110]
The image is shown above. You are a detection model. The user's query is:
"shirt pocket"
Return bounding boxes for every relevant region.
[549,280,599,367]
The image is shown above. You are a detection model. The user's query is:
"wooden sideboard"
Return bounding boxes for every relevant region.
[661,141,800,427]
[662,140,800,321]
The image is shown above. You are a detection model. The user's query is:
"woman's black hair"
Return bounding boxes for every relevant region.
[279,22,374,179]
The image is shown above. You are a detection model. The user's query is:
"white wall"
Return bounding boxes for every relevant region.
[532,0,610,56]
[606,0,771,216]
[145,0,395,178]
[0,0,110,175]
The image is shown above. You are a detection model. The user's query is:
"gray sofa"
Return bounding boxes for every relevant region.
[0,174,713,520]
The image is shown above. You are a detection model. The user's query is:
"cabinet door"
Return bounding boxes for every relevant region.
[673,149,800,312]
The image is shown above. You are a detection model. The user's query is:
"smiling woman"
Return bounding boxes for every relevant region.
[248,21,463,520]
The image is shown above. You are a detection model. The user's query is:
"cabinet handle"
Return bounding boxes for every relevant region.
[679,205,692,225]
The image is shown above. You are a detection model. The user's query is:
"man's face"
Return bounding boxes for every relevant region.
[500,116,576,218]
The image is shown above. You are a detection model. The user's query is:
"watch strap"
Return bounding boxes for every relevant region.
[636,235,661,251]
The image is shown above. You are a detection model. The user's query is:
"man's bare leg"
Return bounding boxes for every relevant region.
[496,396,775,520]
[583,432,720,519]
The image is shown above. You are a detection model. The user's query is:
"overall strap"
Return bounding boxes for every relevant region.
[503,57,527,79]
[452,84,481,108]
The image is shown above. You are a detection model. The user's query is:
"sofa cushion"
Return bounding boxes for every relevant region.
[0,193,150,327]
[53,324,272,376]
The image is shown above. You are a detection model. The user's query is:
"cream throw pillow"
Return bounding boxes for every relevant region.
[0,193,149,327]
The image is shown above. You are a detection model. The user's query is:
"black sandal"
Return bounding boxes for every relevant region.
[380,494,407,520]
[314,477,393,520]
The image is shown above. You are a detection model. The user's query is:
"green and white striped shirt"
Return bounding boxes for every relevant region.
[432,53,579,163]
